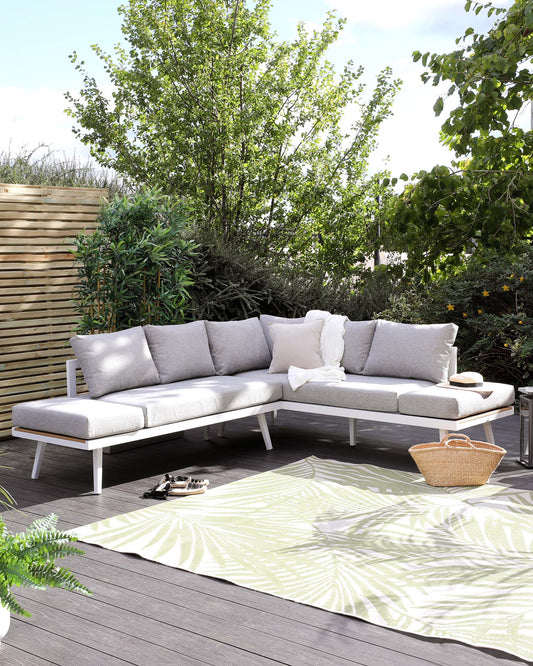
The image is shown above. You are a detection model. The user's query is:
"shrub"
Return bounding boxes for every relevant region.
[186,230,404,322]
[377,251,533,387]
[72,189,196,333]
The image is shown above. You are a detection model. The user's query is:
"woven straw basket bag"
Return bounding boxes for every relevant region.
[409,433,506,487]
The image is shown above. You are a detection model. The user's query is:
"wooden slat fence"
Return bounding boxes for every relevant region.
[0,183,108,438]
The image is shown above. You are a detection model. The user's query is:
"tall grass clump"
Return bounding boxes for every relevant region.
[0,144,128,197]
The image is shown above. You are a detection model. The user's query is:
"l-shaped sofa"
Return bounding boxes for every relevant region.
[11,315,516,493]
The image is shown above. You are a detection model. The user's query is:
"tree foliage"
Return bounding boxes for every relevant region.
[384,0,533,275]
[66,0,399,277]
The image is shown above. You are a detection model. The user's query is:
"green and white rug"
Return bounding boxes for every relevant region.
[74,456,533,661]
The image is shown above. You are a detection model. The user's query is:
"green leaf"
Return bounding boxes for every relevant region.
[433,96,444,116]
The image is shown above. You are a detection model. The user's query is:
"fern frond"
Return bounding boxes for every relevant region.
[28,563,91,596]
[0,583,30,617]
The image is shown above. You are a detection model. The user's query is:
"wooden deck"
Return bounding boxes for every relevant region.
[1,411,532,665]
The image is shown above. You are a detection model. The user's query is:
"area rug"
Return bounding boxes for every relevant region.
[73,456,533,661]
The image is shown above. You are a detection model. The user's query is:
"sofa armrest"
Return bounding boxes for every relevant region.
[66,358,81,397]
[448,347,458,379]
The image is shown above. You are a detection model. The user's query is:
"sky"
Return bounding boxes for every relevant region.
[0,0,521,178]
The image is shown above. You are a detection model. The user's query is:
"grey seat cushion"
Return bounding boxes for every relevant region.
[206,318,271,375]
[282,375,433,413]
[144,321,215,383]
[233,369,290,391]
[398,383,515,420]
[100,375,282,428]
[12,396,145,440]
[70,326,160,398]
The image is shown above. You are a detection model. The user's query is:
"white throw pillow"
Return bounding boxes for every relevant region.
[259,314,306,353]
[362,319,458,383]
[268,320,324,373]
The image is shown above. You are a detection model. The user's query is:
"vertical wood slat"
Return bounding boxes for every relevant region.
[0,183,108,438]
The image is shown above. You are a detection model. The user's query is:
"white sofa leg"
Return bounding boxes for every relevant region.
[31,441,47,479]
[92,449,103,495]
[349,418,357,447]
[217,422,225,437]
[257,413,273,450]
[203,426,210,441]
[439,429,448,441]
[483,421,495,444]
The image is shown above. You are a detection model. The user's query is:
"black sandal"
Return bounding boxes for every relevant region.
[142,480,171,499]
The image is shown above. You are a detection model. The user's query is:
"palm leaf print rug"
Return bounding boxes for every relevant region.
[74,456,533,661]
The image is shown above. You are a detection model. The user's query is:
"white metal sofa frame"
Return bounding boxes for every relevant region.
[11,358,514,494]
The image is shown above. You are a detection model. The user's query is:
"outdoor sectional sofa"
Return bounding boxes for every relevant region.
[11,315,516,494]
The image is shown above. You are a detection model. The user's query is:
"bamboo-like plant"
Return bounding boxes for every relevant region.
[72,188,196,333]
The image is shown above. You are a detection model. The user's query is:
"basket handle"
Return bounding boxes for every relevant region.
[441,433,479,449]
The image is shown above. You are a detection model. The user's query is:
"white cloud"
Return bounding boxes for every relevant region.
[0,87,89,158]
[367,58,456,176]
[328,0,464,30]
[327,0,510,30]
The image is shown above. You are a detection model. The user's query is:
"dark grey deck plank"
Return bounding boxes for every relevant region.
[10,596,209,666]
[55,552,431,666]
[14,584,357,666]
[3,620,131,665]
[0,643,54,666]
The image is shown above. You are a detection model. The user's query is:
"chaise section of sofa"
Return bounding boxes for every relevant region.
[12,395,145,441]
[398,382,516,420]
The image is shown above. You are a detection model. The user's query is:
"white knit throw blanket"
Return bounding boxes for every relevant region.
[287,310,348,390]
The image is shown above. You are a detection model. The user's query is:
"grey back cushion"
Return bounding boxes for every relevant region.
[70,326,160,398]
[206,317,271,375]
[260,314,306,353]
[362,319,458,383]
[341,320,377,374]
[144,321,215,384]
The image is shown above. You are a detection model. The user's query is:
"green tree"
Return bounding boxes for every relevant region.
[66,0,399,277]
[384,0,533,276]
